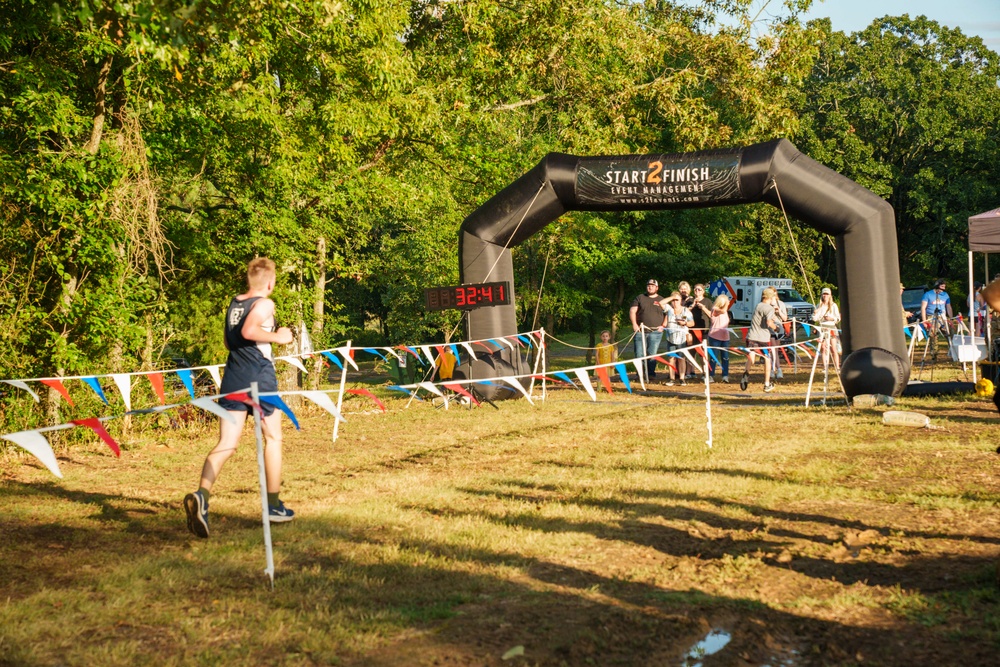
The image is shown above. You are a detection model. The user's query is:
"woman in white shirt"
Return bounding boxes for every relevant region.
[664,292,694,386]
[813,287,841,368]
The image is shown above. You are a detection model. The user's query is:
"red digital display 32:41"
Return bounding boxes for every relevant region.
[424,282,511,311]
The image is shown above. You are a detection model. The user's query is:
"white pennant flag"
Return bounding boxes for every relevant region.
[2,431,63,478]
[110,374,132,412]
[301,390,346,422]
[461,342,477,358]
[382,347,403,362]
[2,380,40,403]
[495,337,516,351]
[207,365,222,389]
[337,346,359,370]
[418,381,444,397]
[280,356,308,373]
[573,369,598,401]
[500,377,534,405]
[191,397,238,424]
[631,360,646,390]
[681,348,703,374]
[420,346,437,367]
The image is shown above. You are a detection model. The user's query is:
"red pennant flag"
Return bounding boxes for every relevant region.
[399,346,421,360]
[147,372,166,405]
[780,348,791,364]
[595,366,614,395]
[443,383,481,406]
[740,328,748,339]
[40,379,74,407]
[533,374,570,385]
[434,345,446,358]
[783,321,792,336]
[346,388,386,413]
[653,355,678,372]
[474,341,494,353]
[695,345,707,358]
[223,392,264,414]
[71,418,120,457]
[692,329,703,342]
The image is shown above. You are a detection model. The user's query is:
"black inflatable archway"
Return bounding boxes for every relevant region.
[459,139,909,399]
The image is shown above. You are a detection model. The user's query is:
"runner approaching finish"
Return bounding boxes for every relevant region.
[184,257,295,538]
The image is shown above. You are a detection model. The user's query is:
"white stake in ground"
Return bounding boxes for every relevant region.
[332,340,350,443]
[250,381,275,589]
[703,339,713,448]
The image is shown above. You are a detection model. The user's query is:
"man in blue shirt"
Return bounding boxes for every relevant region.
[921,280,953,335]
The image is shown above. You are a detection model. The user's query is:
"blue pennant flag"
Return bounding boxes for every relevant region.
[175,369,195,398]
[802,323,812,336]
[387,385,422,400]
[259,395,300,430]
[614,363,632,393]
[554,372,577,387]
[517,335,533,348]
[363,347,387,360]
[322,351,343,369]
[707,348,720,365]
[82,377,108,404]
[449,344,461,362]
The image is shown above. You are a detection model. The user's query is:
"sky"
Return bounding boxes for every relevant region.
[799,0,1000,48]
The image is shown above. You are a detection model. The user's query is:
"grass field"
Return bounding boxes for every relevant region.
[2,358,999,666]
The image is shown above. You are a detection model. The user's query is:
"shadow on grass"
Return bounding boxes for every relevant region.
[1,478,997,666]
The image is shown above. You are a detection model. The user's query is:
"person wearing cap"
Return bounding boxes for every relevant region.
[629,279,669,380]
[813,287,841,369]
[920,281,952,336]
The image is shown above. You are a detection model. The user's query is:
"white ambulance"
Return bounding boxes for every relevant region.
[708,277,816,324]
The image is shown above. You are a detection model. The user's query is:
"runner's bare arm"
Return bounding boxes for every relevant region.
[242,298,293,345]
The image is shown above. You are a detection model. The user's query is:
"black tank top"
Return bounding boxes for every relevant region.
[219,296,278,393]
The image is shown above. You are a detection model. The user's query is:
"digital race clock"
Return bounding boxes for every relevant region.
[424,282,511,312]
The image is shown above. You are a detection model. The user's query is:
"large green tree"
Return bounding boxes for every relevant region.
[794,15,1000,287]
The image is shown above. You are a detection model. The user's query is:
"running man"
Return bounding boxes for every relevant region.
[184,257,294,538]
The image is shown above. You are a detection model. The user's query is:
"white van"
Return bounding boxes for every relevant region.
[708,277,815,324]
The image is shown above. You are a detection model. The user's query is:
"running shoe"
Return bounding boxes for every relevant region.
[268,501,295,523]
[722,376,730,383]
[184,490,209,539]
[763,382,776,393]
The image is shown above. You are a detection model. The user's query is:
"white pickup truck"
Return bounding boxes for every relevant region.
[708,277,815,324]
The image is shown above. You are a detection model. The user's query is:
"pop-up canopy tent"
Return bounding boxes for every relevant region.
[968,207,1000,380]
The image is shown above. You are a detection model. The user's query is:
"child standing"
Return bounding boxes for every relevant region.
[595,330,617,367]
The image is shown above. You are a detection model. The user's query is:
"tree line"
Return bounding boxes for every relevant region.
[2,1,999,400]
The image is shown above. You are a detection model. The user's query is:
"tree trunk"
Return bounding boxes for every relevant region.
[84,55,113,155]
[311,236,326,389]
[46,273,79,425]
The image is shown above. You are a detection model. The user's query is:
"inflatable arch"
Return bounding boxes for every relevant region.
[458,139,909,399]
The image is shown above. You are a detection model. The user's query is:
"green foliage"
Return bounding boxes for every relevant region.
[4,1,999,432]
[794,15,1000,286]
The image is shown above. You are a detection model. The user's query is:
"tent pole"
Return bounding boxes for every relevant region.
[970,250,977,382]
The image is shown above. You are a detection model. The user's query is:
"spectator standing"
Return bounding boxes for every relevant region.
[664,292,693,386]
[690,284,714,339]
[901,283,912,327]
[813,287,841,369]
[740,287,778,393]
[629,279,668,380]
[769,287,789,380]
[921,280,953,334]
[706,294,731,382]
